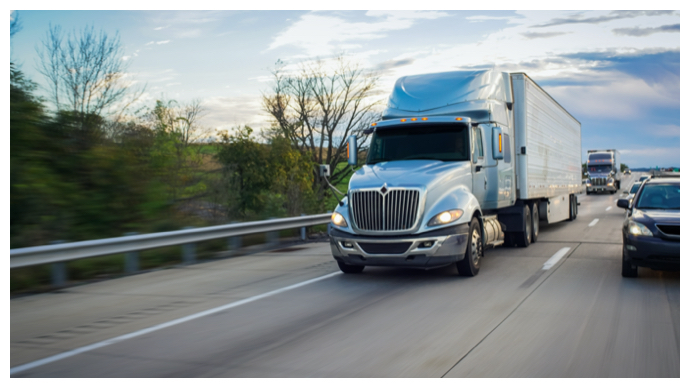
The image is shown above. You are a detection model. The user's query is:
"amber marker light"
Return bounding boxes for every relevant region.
[455,117,463,121]
[371,122,377,126]
[499,133,502,152]
[400,118,407,122]
[411,118,417,121]
[421,117,428,121]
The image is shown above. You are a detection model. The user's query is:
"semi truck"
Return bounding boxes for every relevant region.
[585,149,621,194]
[328,70,582,276]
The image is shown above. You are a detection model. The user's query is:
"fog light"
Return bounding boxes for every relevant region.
[626,245,637,251]
[421,241,434,248]
[342,242,354,248]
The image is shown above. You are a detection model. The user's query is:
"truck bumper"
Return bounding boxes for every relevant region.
[587,185,616,193]
[329,224,469,269]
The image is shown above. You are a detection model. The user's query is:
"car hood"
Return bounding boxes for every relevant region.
[632,209,680,224]
[349,160,469,190]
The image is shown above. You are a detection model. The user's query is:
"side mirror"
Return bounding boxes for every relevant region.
[347,135,357,166]
[492,127,504,160]
[623,191,629,195]
[617,198,630,209]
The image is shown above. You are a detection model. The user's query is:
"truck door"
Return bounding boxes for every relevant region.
[472,125,487,207]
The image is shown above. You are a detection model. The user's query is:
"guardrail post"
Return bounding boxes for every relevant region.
[182,227,196,264]
[228,221,241,254]
[50,240,67,287]
[267,217,278,247]
[124,232,139,273]
[300,213,306,241]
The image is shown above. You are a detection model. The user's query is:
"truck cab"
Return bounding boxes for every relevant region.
[329,70,581,277]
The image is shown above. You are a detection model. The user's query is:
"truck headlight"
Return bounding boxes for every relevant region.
[628,221,653,236]
[428,209,463,226]
[331,212,348,227]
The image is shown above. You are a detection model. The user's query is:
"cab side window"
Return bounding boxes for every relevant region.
[473,127,484,159]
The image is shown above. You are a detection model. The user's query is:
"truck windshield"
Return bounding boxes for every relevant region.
[589,165,612,173]
[367,124,469,164]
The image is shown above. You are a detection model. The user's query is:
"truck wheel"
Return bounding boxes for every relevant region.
[337,261,365,274]
[568,195,577,221]
[531,202,539,243]
[457,218,481,276]
[515,205,532,247]
[621,249,637,278]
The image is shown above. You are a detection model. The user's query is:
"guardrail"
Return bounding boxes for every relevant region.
[11,213,333,286]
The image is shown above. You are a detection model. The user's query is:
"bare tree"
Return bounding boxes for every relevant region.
[262,56,382,195]
[35,24,143,121]
[10,11,21,37]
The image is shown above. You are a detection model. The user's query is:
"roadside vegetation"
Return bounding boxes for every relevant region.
[10,19,380,293]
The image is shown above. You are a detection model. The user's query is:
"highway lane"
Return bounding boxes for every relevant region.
[11,172,679,377]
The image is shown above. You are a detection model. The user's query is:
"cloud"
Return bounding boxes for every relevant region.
[156,40,170,45]
[154,25,169,31]
[267,11,450,57]
[466,15,516,23]
[521,31,569,39]
[200,96,268,130]
[532,10,676,28]
[613,24,680,37]
[375,58,415,72]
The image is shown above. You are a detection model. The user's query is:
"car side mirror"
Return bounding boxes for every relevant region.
[617,198,630,209]
[623,191,629,195]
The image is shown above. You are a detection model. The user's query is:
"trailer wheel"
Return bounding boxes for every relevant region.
[337,261,365,274]
[568,195,577,221]
[457,218,481,276]
[514,205,532,248]
[531,202,539,243]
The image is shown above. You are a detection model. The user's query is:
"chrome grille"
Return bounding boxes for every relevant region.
[591,177,606,186]
[351,189,420,231]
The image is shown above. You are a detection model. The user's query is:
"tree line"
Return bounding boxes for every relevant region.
[10,19,380,249]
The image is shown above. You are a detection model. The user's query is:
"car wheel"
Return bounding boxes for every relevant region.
[337,261,365,274]
[621,248,637,278]
[531,202,539,243]
[515,205,531,247]
[457,218,482,276]
[586,191,590,195]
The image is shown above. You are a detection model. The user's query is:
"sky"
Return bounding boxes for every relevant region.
[9,5,682,168]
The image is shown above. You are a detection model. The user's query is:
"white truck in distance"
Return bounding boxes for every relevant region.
[329,70,582,276]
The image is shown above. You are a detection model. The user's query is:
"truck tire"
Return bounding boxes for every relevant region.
[457,218,481,276]
[514,205,532,248]
[337,261,365,274]
[531,202,539,243]
[568,195,577,221]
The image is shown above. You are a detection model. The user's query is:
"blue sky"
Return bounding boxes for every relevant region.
[9,8,681,168]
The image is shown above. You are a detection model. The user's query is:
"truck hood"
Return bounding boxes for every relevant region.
[349,160,470,191]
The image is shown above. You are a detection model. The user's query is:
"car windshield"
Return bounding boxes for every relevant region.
[367,124,469,164]
[630,182,641,194]
[635,183,680,210]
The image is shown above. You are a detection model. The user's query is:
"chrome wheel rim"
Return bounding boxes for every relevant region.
[470,228,481,266]
[526,212,531,242]
[533,207,539,237]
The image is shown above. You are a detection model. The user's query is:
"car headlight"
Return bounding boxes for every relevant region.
[428,209,463,226]
[331,212,348,227]
[628,220,653,236]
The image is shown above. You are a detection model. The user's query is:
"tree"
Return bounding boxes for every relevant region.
[10,11,21,37]
[36,24,143,122]
[262,57,381,200]
[620,163,629,172]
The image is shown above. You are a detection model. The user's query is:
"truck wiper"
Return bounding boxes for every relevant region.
[367,159,390,165]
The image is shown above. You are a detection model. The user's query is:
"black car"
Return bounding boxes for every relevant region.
[617,176,680,277]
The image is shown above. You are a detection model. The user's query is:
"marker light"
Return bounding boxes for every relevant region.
[400,119,407,122]
[411,118,418,121]
[422,117,428,121]
[371,122,377,126]
[455,117,463,121]
[499,133,503,152]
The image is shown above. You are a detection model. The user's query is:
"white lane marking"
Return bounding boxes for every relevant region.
[589,219,599,227]
[542,247,571,270]
[605,206,612,211]
[10,271,341,375]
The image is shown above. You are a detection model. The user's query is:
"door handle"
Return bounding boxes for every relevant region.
[484,177,487,190]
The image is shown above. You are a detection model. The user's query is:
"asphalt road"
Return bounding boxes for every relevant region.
[10,172,680,377]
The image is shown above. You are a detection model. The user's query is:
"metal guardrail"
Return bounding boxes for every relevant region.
[10,214,332,272]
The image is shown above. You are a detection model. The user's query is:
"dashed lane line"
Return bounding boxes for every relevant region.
[589,219,599,227]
